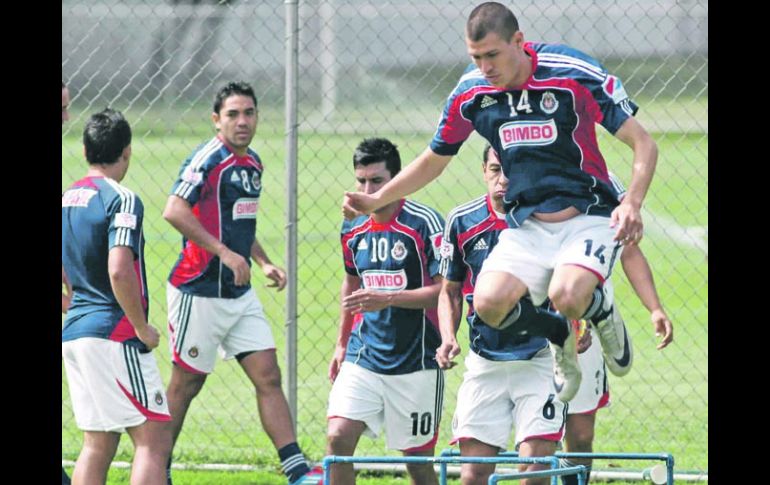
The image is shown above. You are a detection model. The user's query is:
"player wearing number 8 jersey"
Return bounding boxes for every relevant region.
[327,138,445,485]
[162,82,320,485]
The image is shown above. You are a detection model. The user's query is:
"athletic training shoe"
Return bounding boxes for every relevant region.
[548,319,581,402]
[289,465,324,485]
[594,303,633,376]
[593,283,633,376]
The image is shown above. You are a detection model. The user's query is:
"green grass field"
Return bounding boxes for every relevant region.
[62,102,707,482]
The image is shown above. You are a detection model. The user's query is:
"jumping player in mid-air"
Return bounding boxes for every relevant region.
[344,2,658,402]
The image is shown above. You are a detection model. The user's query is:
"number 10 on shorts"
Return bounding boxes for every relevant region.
[410,412,433,436]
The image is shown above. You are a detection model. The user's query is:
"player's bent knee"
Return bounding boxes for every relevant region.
[548,287,588,319]
[474,293,508,326]
[248,359,283,392]
[254,370,282,392]
[326,421,362,454]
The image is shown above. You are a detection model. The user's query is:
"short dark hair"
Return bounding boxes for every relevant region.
[466,2,519,42]
[83,108,132,166]
[353,138,401,177]
[213,81,258,114]
[482,143,497,165]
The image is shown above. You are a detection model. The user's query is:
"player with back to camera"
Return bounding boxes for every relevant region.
[62,108,173,485]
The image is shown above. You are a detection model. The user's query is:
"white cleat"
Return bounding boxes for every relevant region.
[549,321,582,402]
[594,303,633,376]
[593,282,633,376]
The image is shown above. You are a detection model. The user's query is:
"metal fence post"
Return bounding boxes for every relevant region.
[284,0,299,427]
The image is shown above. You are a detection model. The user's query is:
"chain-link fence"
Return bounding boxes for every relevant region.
[62,0,708,476]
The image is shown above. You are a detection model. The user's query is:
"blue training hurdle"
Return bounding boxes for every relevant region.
[438,449,675,485]
[321,455,559,485]
[489,465,588,485]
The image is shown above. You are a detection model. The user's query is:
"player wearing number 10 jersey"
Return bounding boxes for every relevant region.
[326,138,445,485]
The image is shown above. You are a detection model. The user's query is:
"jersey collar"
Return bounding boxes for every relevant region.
[369,199,406,230]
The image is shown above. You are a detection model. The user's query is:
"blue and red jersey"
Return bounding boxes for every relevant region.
[62,176,149,351]
[430,42,639,227]
[440,195,547,361]
[168,135,264,298]
[341,199,444,375]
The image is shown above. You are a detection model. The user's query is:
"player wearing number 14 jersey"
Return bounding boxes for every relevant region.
[327,138,445,485]
[342,3,657,405]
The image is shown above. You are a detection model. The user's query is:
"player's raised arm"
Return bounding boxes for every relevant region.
[343,148,453,217]
[610,117,658,245]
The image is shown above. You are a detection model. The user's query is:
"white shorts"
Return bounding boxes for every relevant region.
[569,338,610,414]
[479,215,622,305]
[327,362,444,452]
[167,283,276,374]
[451,349,566,450]
[62,338,170,433]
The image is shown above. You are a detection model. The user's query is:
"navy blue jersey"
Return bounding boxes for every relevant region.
[430,42,639,227]
[62,176,149,351]
[341,199,444,374]
[440,195,548,361]
[168,135,264,298]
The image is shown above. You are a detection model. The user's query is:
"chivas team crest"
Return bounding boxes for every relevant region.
[540,91,559,114]
[391,240,408,261]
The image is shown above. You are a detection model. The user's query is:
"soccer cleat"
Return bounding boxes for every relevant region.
[548,320,581,402]
[289,465,324,485]
[594,303,633,376]
[592,283,633,376]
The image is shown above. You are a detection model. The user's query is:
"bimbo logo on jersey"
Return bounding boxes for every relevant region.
[498,119,557,149]
[232,198,259,220]
[62,188,98,208]
[361,269,408,291]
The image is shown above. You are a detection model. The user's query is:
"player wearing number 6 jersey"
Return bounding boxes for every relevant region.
[327,138,445,485]
[436,145,568,485]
